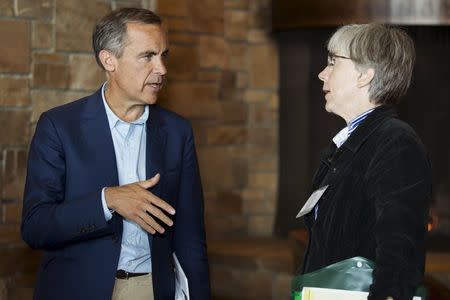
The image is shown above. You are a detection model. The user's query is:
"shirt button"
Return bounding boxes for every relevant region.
[332,167,337,173]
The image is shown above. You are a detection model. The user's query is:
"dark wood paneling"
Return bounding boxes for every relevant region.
[273,0,450,30]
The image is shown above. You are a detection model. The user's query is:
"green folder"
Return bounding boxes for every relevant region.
[291,257,427,300]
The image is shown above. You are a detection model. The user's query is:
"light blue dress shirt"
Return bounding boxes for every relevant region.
[100,83,152,273]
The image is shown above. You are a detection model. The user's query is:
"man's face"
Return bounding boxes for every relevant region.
[318,53,361,121]
[109,23,168,105]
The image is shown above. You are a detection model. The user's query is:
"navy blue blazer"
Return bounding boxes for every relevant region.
[21,88,211,300]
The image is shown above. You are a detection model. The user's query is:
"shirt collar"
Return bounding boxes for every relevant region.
[332,108,375,148]
[101,82,149,129]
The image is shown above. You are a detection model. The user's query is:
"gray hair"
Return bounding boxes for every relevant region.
[92,7,162,70]
[327,23,415,105]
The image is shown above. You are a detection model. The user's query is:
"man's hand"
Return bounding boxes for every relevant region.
[104,173,175,234]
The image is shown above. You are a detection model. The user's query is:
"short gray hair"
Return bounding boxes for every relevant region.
[327,23,415,105]
[92,8,162,70]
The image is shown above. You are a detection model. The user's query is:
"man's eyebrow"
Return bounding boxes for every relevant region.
[138,50,157,57]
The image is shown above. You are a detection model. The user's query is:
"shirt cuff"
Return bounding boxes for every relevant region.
[101,187,114,221]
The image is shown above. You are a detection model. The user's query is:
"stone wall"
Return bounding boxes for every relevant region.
[0,0,280,298]
[158,0,279,239]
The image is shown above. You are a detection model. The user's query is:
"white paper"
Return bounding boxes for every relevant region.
[302,287,421,300]
[173,252,190,300]
[296,185,329,218]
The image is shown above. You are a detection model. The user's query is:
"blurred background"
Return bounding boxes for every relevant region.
[0,0,449,299]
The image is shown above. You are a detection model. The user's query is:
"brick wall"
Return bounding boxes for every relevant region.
[158,0,279,239]
[0,0,280,298]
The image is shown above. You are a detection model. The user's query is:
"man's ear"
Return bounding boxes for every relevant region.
[357,67,375,88]
[99,50,116,72]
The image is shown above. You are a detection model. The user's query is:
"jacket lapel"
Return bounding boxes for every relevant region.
[146,105,167,197]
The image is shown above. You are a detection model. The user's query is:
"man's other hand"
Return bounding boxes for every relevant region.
[104,174,175,234]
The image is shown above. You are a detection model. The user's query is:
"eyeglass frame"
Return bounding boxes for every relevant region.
[327,52,351,66]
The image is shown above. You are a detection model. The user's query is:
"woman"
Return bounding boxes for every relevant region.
[301,23,432,300]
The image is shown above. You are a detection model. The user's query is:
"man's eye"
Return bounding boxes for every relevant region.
[145,54,153,60]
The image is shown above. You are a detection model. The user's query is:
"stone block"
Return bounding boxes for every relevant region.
[0,224,21,244]
[32,52,67,64]
[3,203,23,224]
[158,0,188,17]
[190,121,207,146]
[115,0,144,9]
[244,89,271,103]
[0,241,41,275]
[31,90,87,122]
[248,215,274,236]
[236,72,249,88]
[210,266,272,300]
[0,0,14,16]
[159,82,219,119]
[32,63,69,89]
[248,28,272,43]
[190,0,224,34]
[224,10,248,41]
[0,20,30,73]
[206,126,248,145]
[218,102,247,124]
[2,149,27,200]
[32,21,53,49]
[69,54,105,91]
[205,190,242,215]
[251,103,277,124]
[247,172,277,190]
[249,44,278,88]
[204,215,247,238]
[226,43,248,71]
[232,155,248,189]
[198,36,227,69]
[7,288,34,300]
[0,77,30,106]
[197,147,234,189]
[249,7,271,29]
[165,17,190,32]
[168,32,197,45]
[249,127,277,146]
[0,111,30,146]
[16,0,54,20]
[167,45,197,81]
[56,0,110,52]
[243,191,276,214]
[208,238,296,273]
[248,157,277,172]
[224,0,249,9]
[197,70,222,82]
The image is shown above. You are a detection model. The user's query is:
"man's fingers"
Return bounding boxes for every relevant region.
[135,216,157,234]
[137,173,160,189]
[144,203,174,227]
[138,212,165,234]
[145,194,176,215]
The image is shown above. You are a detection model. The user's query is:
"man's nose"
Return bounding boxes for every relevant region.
[155,58,167,76]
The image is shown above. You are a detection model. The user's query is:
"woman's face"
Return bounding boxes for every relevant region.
[318,53,362,122]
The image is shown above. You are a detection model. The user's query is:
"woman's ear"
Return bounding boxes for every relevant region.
[357,67,375,88]
[98,50,116,72]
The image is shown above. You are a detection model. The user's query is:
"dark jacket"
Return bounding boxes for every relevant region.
[22,87,211,300]
[302,105,432,300]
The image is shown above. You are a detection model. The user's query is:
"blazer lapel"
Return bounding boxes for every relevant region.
[81,88,119,188]
[146,105,167,197]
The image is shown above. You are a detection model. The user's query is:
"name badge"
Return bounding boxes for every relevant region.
[296,185,329,218]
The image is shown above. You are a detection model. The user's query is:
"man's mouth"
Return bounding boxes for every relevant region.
[147,82,163,91]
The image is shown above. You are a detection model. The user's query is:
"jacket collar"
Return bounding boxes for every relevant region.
[342,105,397,153]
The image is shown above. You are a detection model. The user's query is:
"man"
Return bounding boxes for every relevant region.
[301,24,431,300]
[22,8,210,300]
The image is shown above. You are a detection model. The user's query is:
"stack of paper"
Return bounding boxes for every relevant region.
[301,287,422,300]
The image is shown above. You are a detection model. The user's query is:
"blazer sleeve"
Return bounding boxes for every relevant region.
[366,134,431,300]
[173,124,211,299]
[21,112,110,250]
